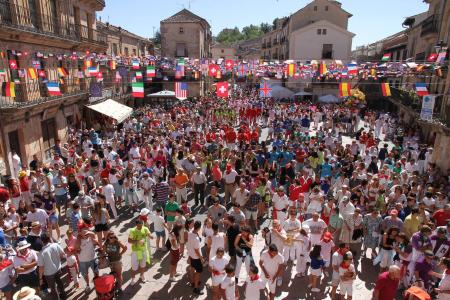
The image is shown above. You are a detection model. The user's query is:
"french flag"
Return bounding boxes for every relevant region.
[415,83,429,97]
[347,63,358,75]
[47,82,62,96]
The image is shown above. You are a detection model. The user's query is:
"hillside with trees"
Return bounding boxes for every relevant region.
[216,23,271,45]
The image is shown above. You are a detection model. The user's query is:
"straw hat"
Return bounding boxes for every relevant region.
[13,287,36,300]
[16,240,31,251]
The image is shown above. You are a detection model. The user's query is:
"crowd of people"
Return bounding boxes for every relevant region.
[0,87,449,300]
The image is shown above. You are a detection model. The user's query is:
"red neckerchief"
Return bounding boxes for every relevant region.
[446,270,450,275]
[337,249,347,256]
[16,249,30,260]
[0,260,12,271]
[250,274,260,282]
[340,262,350,269]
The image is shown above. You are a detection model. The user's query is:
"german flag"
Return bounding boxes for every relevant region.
[381,83,391,97]
[57,67,68,77]
[339,82,351,97]
[27,68,37,80]
[1,82,15,97]
[288,64,296,77]
[319,62,328,75]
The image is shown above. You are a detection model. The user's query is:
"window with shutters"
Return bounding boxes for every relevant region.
[322,44,333,59]
[41,118,56,161]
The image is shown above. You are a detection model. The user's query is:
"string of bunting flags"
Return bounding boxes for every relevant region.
[0,48,447,99]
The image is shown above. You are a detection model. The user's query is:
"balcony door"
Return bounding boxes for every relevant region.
[41,118,56,161]
[27,0,39,28]
[322,44,333,59]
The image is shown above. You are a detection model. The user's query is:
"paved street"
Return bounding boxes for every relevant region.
[60,124,388,300]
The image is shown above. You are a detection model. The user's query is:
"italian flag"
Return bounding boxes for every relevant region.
[381,53,391,62]
[147,65,155,77]
[132,82,144,98]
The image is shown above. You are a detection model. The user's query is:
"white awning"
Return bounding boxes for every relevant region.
[86,99,132,123]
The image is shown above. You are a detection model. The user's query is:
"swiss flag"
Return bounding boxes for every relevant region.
[208,64,219,77]
[9,60,17,70]
[216,81,229,98]
[225,60,234,70]
[38,70,46,78]
[427,53,438,62]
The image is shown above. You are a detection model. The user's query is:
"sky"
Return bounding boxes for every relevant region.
[98,0,429,48]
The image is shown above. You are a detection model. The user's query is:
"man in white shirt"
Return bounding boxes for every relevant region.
[233,182,249,207]
[187,221,205,295]
[283,211,301,263]
[272,187,289,226]
[129,143,141,164]
[101,178,117,218]
[223,164,238,204]
[259,244,284,300]
[220,265,237,300]
[14,240,39,287]
[191,167,207,206]
[304,212,327,246]
[139,172,155,210]
[26,204,49,231]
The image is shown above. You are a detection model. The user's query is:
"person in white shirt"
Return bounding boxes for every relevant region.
[317,232,335,277]
[339,252,356,299]
[259,244,285,300]
[272,187,289,226]
[26,204,49,231]
[150,208,167,251]
[245,265,267,300]
[295,227,311,277]
[209,247,229,300]
[139,172,155,210]
[128,143,141,164]
[187,221,205,295]
[232,182,249,207]
[220,265,237,300]
[283,211,301,263]
[223,164,238,204]
[101,178,117,218]
[13,240,38,287]
[331,243,349,299]
[303,212,327,246]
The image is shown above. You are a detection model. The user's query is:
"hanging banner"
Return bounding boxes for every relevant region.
[420,94,436,121]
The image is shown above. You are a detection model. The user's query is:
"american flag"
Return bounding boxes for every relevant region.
[175,82,188,99]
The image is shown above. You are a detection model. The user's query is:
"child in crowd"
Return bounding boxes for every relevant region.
[150,207,167,251]
[318,231,335,277]
[65,246,80,289]
[180,199,191,219]
[339,252,356,300]
[244,265,266,300]
[220,264,238,300]
[309,244,326,293]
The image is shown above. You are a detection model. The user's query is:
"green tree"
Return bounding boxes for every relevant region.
[260,22,272,33]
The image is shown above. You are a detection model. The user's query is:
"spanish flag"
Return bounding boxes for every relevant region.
[27,68,37,80]
[109,60,116,70]
[288,64,296,77]
[319,62,327,75]
[57,67,68,77]
[84,60,92,70]
[1,82,15,97]
[339,82,350,97]
[381,83,391,97]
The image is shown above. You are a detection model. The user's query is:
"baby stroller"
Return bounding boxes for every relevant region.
[94,274,118,300]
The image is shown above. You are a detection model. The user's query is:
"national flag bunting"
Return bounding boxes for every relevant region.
[319,62,328,75]
[38,70,46,78]
[146,65,156,78]
[381,53,391,62]
[347,64,358,75]
[84,60,92,70]
[175,82,188,99]
[216,69,222,79]
[132,60,140,69]
[57,67,68,77]
[135,71,143,79]
[9,60,17,70]
[339,82,351,97]
[208,64,219,77]
[415,83,429,96]
[46,82,62,96]
[259,80,272,98]
[0,69,6,77]
[175,65,183,79]
[27,68,37,80]
[427,53,438,62]
[381,83,391,97]
[88,66,98,77]
[109,60,116,70]
[132,82,144,98]
[1,82,15,97]
[216,81,229,98]
[237,64,247,77]
[225,60,234,70]
[288,64,296,77]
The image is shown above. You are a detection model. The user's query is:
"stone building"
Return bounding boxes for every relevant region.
[0,0,107,176]
[262,0,354,61]
[235,38,261,60]
[160,9,211,59]
[97,21,154,57]
[211,43,236,60]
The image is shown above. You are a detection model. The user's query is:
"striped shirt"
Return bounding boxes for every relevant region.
[153,182,170,203]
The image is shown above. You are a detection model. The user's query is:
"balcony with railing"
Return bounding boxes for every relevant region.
[0,1,106,48]
[421,15,439,37]
[0,79,88,109]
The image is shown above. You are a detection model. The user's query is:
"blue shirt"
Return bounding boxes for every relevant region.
[321,163,332,178]
[310,256,326,269]
[269,151,280,164]
[37,243,65,276]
